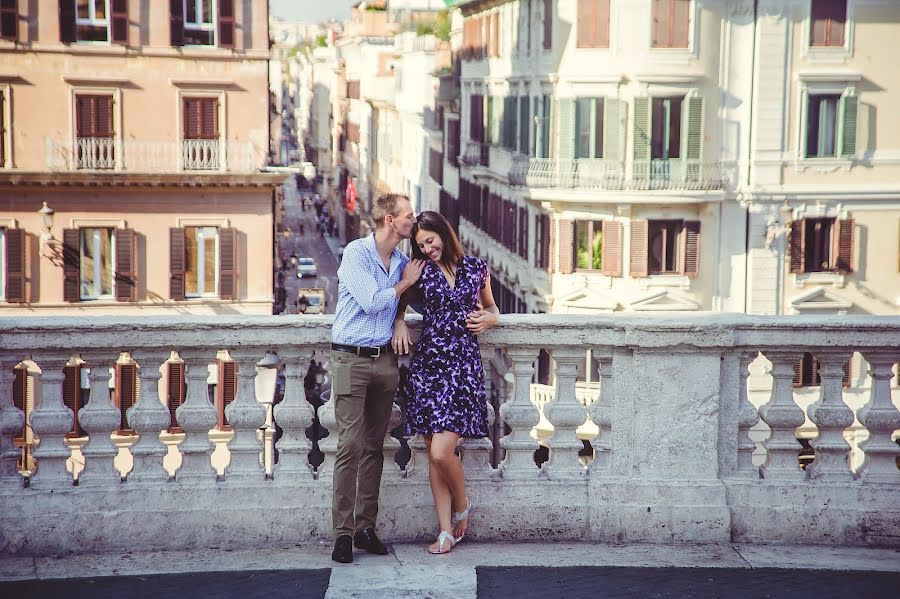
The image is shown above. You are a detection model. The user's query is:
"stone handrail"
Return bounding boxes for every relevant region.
[45,139,263,173]
[0,314,897,555]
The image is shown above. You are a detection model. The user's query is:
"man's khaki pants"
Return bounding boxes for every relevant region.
[330,349,399,537]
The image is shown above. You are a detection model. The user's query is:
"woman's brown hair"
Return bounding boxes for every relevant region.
[411,211,464,267]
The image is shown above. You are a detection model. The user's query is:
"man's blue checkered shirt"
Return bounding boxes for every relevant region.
[332,233,409,347]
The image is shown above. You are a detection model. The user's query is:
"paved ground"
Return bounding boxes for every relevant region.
[2,542,898,599]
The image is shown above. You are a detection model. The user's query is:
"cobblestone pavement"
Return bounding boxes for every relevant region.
[2,542,898,599]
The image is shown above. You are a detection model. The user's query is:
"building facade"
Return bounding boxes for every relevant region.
[0,0,281,316]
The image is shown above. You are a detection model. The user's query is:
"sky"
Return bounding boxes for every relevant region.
[270,0,355,23]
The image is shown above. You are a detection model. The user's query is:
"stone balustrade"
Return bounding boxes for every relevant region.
[0,314,898,555]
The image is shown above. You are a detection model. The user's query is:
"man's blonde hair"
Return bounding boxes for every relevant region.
[372,193,410,226]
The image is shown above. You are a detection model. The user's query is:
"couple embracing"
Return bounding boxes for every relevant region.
[329,193,499,563]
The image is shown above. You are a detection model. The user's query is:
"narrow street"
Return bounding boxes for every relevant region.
[277,175,340,315]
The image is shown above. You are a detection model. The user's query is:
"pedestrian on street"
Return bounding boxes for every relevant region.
[328,193,424,564]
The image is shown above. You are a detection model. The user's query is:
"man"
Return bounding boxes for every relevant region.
[329,193,424,563]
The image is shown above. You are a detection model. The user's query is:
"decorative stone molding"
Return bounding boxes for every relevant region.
[273,350,315,481]
[28,357,75,488]
[0,357,25,485]
[759,351,805,480]
[736,352,761,478]
[543,348,588,479]
[174,354,217,483]
[77,354,121,485]
[127,352,172,483]
[224,351,268,482]
[499,347,541,479]
[807,352,854,481]
[858,352,900,483]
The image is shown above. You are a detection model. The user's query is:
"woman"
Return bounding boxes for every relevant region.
[392,211,499,555]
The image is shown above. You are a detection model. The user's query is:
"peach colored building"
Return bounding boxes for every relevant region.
[0,0,281,316]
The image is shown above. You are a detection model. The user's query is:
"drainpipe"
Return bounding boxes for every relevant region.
[743,0,759,315]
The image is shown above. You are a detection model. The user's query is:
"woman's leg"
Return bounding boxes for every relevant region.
[425,436,453,536]
[428,431,469,539]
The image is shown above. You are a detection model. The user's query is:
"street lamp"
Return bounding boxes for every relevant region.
[38,202,55,256]
[290,251,298,266]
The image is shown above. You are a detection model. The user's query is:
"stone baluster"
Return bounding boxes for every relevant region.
[543,348,588,478]
[405,434,428,479]
[29,357,74,487]
[459,345,497,479]
[382,401,403,480]
[736,351,761,478]
[858,352,900,483]
[807,352,854,481]
[76,355,121,485]
[273,350,315,480]
[224,351,268,481]
[126,352,171,483]
[316,389,338,479]
[499,347,540,479]
[588,351,612,475]
[758,352,805,480]
[174,353,217,483]
[0,357,25,485]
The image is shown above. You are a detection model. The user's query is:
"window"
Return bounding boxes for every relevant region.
[535,214,551,269]
[577,0,610,48]
[575,220,604,270]
[184,226,218,297]
[805,94,841,158]
[789,217,854,274]
[651,97,682,160]
[629,219,700,277]
[542,0,552,50]
[810,0,846,47]
[80,227,114,299]
[75,0,108,42]
[0,0,17,41]
[652,0,690,49]
[447,118,460,166]
[517,96,530,154]
[184,0,214,45]
[538,94,551,158]
[0,88,6,167]
[215,359,237,431]
[75,94,115,169]
[575,98,604,159]
[182,97,219,170]
[2,226,24,302]
[793,352,852,388]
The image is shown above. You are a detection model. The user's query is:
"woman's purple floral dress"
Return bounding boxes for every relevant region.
[403,255,489,438]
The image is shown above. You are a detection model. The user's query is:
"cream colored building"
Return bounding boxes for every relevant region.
[0,0,281,316]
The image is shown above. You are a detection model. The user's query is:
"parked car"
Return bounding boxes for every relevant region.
[296,257,317,278]
[297,288,326,314]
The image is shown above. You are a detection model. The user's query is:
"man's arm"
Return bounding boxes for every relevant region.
[338,246,424,315]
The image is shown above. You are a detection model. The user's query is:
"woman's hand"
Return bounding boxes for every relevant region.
[465,308,499,335]
[392,319,412,354]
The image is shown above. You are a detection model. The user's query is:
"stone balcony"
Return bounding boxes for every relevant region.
[0,314,898,556]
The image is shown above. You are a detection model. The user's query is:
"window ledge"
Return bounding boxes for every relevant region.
[793,158,854,173]
[794,272,847,288]
[638,274,691,290]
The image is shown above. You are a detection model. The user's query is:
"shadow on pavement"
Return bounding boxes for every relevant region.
[476,566,900,599]
[1,568,331,599]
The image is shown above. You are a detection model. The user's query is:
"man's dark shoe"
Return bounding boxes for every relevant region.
[331,535,353,563]
[353,527,389,555]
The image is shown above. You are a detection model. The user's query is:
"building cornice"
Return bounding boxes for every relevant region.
[0,42,271,62]
[0,172,284,190]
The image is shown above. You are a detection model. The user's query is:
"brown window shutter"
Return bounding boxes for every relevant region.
[115,363,137,435]
[600,220,622,277]
[681,220,701,277]
[629,219,649,277]
[12,366,27,441]
[519,207,529,258]
[63,228,80,302]
[541,214,552,271]
[218,227,238,300]
[651,0,666,47]
[170,0,184,46]
[543,0,552,50]
[576,0,590,47]
[58,0,75,43]
[0,0,18,41]
[218,0,235,48]
[834,218,854,273]
[792,356,804,387]
[201,98,219,139]
[76,96,94,138]
[216,359,237,430]
[183,98,199,139]
[789,219,806,274]
[558,219,574,274]
[842,357,852,388]
[810,5,827,45]
[111,0,128,45]
[96,95,114,137]
[169,227,185,300]
[115,228,137,302]
[5,227,26,302]
[63,364,84,438]
[671,0,690,48]
[597,0,610,47]
[167,361,185,432]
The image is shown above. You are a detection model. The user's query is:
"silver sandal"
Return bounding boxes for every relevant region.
[427,530,456,554]
[451,497,471,543]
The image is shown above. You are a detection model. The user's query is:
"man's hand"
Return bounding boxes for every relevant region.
[392,319,412,355]
[465,308,499,335]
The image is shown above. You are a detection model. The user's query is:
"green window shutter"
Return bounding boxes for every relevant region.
[493,95,502,146]
[799,90,808,159]
[519,96,530,154]
[541,94,552,158]
[506,96,517,150]
[839,92,859,159]
[685,96,703,160]
[556,98,576,162]
[633,96,651,161]
[486,96,494,145]
[498,96,506,148]
[603,98,621,161]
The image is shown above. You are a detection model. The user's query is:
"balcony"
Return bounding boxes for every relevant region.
[461,139,488,167]
[45,139,264,173]
[0,314,897,556]
[508,156,733,191]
